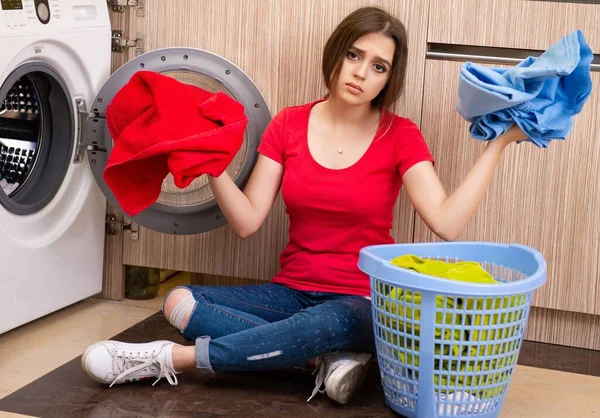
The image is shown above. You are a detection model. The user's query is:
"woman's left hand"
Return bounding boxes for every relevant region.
[497,124,528,147]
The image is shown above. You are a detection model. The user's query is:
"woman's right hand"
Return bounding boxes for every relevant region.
[208,155,283,238]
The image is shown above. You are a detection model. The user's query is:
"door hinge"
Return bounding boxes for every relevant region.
[106,214,139,240]
[112,30,144,56]
[108,0,145,16]
[74,98,96,164]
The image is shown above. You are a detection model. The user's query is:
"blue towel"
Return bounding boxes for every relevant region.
[456,30,594,148]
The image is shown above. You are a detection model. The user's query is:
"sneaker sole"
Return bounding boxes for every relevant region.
[326,353,372,404]
[81,340,173,385]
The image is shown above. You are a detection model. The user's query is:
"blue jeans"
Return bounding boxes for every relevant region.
[173,283,375,374]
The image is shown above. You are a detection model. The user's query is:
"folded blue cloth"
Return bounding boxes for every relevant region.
[456,30,594,148]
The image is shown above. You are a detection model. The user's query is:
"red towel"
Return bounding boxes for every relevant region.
[103,70,248,216]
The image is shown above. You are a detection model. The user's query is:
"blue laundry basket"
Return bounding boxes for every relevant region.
[358,242,546,418]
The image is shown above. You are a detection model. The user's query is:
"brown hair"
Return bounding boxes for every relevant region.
[322,6,409,110]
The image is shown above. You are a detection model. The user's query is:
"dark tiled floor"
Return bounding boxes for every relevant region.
[1,312,599,418]
[0,313,395,418]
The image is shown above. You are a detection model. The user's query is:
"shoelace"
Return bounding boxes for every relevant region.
[307,356,329,402]
[109,349,178,388]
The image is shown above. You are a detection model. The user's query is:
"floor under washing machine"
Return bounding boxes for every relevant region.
[0,0,270,335]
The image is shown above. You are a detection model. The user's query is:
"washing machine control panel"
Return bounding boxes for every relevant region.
[1,0,26,28]
[0,0,107,36]
[1,0,60,29]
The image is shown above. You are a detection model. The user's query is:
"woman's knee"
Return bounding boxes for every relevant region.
[328,299,373,336]
[162,287,196,331]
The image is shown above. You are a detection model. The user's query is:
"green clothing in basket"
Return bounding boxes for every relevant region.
[379,255,525,398]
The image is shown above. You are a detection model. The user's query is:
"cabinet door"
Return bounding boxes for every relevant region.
[428,0,600,53]
[114,0,430,281]
[415,58,600,315]
[104,5,138,300]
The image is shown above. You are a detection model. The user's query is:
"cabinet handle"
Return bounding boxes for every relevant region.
[427,43,600,72]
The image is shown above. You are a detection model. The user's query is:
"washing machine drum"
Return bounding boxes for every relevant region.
[0,63,75,216]
[86,48,271,235]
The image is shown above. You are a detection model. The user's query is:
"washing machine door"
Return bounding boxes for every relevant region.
[84,47,271,235]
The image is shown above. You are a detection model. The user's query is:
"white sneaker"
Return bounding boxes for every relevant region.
[81,340,181,387]
[307,351,372,404]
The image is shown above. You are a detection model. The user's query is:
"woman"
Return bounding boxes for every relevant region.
[81,6,527,405]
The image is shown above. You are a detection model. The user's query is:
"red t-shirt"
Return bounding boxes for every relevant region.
[257,100,435,296]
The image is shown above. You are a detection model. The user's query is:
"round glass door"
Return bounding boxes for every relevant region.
[87,47,271,235]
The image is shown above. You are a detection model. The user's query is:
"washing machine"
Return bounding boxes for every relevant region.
[0,0,270,335]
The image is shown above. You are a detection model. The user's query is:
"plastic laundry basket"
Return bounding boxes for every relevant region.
[358,242,546,418]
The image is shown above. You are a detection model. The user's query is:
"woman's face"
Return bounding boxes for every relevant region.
[334,32,395,106]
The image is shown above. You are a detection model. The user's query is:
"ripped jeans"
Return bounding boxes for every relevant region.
[171,283,375,374]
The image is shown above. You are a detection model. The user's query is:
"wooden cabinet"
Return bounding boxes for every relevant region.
[428,0,600,54]
[103,0,600,348]
[418,0,600,349]
[415,59,600,316]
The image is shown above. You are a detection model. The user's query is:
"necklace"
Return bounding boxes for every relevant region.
[331,112,385,156]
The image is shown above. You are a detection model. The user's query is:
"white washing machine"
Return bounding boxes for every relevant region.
[0,0,270,335]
